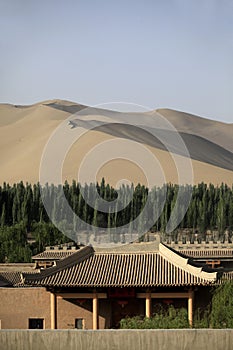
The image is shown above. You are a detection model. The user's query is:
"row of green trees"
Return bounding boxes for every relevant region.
[0,180,232,262]
[0,180,232,233]
[120,282,233,329]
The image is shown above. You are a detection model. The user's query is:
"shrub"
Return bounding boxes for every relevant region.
[210,281,233,328]
[120,305,190,329]
[193,307,210,328]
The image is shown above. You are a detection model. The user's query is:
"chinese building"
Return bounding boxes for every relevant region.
[0,238,220,330]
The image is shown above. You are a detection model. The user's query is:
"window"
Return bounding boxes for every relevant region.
[29,318,44,329]
[75,318,84,329]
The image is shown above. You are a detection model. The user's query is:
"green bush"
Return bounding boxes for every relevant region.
[193,307,210,328]
[120,283,233,329]
[210,281,233,328]
[120,305,190,329]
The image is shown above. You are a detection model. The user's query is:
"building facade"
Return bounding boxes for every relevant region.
[0,239,220,330]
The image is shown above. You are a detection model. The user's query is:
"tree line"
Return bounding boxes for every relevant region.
[0,180,232,262]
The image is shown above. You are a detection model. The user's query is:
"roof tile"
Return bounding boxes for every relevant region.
[24,243,218,287]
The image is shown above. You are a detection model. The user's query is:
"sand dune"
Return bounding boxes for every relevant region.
[0,100,232,187]
[66,121,233,171]
[156,108,233,153]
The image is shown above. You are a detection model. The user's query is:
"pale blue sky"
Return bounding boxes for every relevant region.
[0,0,233,122]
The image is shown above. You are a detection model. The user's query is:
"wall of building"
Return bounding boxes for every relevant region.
[56,297,109,329]
[0,329,233,350]
[0,288,51,329]
[0,286,209,330]
[0,288,110,330]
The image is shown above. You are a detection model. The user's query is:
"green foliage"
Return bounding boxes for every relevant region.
[120,305,190,329]
[0,223,32,262]
[0,181,232,262]
[210,281,233,328]
[193,307,210,328]
[120,283,233,330]
[0,181,232,234]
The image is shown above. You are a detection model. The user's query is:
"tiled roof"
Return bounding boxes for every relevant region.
[166,241,233,258]
[177,249,233,258]
[0,272,24,287]
[32,250,77,260]
[24,243,217,288]
[0,264,39,287]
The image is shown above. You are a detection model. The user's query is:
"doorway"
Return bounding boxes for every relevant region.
[111,299,141,328]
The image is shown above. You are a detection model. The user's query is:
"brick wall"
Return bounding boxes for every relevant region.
[0,288,111,329]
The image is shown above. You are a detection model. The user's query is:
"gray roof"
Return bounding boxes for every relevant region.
[166,242,233,259]
[178,249,233,259]
[0,263,39,287]
[24,243,218,288]
[32,250,77,261]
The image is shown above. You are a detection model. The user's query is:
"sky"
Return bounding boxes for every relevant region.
[0,0,233,123]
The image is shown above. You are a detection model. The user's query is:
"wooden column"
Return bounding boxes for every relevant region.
[92,291,99,330]
[188,290,194,327]
[145,290,151,318]
[50,292,57,329]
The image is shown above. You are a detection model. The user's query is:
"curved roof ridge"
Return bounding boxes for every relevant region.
[94,251,158,255]
[24,246,94,281]
[159,243,217,282]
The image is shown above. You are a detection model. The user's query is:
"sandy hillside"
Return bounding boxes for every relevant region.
[156,108,233,153]
[0,100,232,187]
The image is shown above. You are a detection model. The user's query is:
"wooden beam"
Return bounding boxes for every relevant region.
[137,292,190,299]
[145,290,151,318]
[92,292,98,330]
[56,293,107,299]
[50,292,57,329]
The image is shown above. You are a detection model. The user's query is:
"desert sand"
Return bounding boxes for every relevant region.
[0,99,232,187]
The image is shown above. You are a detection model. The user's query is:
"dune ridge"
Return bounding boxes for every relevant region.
[0,100,232,187]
